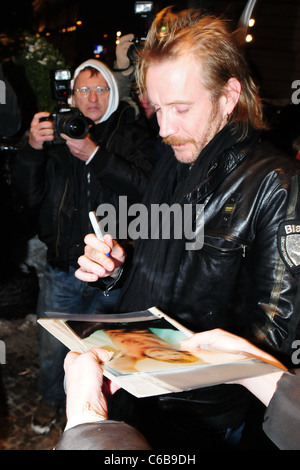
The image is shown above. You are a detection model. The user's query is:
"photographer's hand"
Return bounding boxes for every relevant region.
[62,134,98,162]
[115,33,135,75]
[29,111,54,150]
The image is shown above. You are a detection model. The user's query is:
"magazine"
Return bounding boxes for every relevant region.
[38,307,287,398]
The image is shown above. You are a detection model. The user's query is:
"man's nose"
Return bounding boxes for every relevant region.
[88,89,98,101]
[158,111,176,138]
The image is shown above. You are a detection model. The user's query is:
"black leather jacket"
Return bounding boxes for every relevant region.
[13,102,157,271]
[107,130,300,447]
[118,134,300,359]
[173,142,300,358]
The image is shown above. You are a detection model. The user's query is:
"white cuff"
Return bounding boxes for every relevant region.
[85,146,100,165]
[64,403,106,431]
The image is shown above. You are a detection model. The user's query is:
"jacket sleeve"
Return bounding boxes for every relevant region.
[88,146,156,202]
[12,141,46,207]
[87,113,157,203]
[246,169,300,361]
[262,368,300,450]
[113,70,135,101]
[54,420,152,450]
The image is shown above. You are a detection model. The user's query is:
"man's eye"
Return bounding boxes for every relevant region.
[176,106,189,114]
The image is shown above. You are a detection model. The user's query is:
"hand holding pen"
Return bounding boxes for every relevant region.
[89,211,111,257]
[75,212,126,282]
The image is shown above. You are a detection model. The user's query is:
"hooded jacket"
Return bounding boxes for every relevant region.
[68,59,119,123]
[13,60,157,271]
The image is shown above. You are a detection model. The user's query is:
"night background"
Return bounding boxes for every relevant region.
[0,0,299,98]
[0,0,300,147]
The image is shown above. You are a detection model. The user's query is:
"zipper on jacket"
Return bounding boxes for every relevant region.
[205,236,247,257]
[55,180,69,257]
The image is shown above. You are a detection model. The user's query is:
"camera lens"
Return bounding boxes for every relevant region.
[66,117,87,138]
[59,113,90,139]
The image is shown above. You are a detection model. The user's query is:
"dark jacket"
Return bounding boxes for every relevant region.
[117,128,300,357]
[263,368,300,450]
[55,420,152,450]
[107,127,300,447]
[13,101,157,271]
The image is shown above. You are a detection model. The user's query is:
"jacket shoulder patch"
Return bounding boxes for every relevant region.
[278,220,300,274]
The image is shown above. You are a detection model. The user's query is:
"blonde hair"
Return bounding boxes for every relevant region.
[136,7,266,138]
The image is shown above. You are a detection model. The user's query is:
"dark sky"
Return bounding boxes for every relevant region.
[0,1,216,35]
[0,2,33,32]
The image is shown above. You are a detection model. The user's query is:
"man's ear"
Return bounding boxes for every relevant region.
[220,78,241,116]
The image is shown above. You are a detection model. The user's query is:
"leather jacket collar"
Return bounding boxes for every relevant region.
[185,129,261,205]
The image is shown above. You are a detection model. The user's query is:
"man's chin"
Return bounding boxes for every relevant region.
[85,111,102,123]
[173,147,198,164]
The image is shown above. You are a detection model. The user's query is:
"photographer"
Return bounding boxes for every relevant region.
[12,58,157,435]
[114,33,155,119]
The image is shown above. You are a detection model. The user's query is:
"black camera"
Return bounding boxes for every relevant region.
[127,38,144,64]
[46,107,92,142]
[127,1,154,64]
[41,69,92,143]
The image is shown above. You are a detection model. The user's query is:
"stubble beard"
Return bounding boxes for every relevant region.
[163,104,225,165]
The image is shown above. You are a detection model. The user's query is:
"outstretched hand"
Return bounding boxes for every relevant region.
[181,328,284,368]
[182,328,286,406]
[64,347,120,429]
